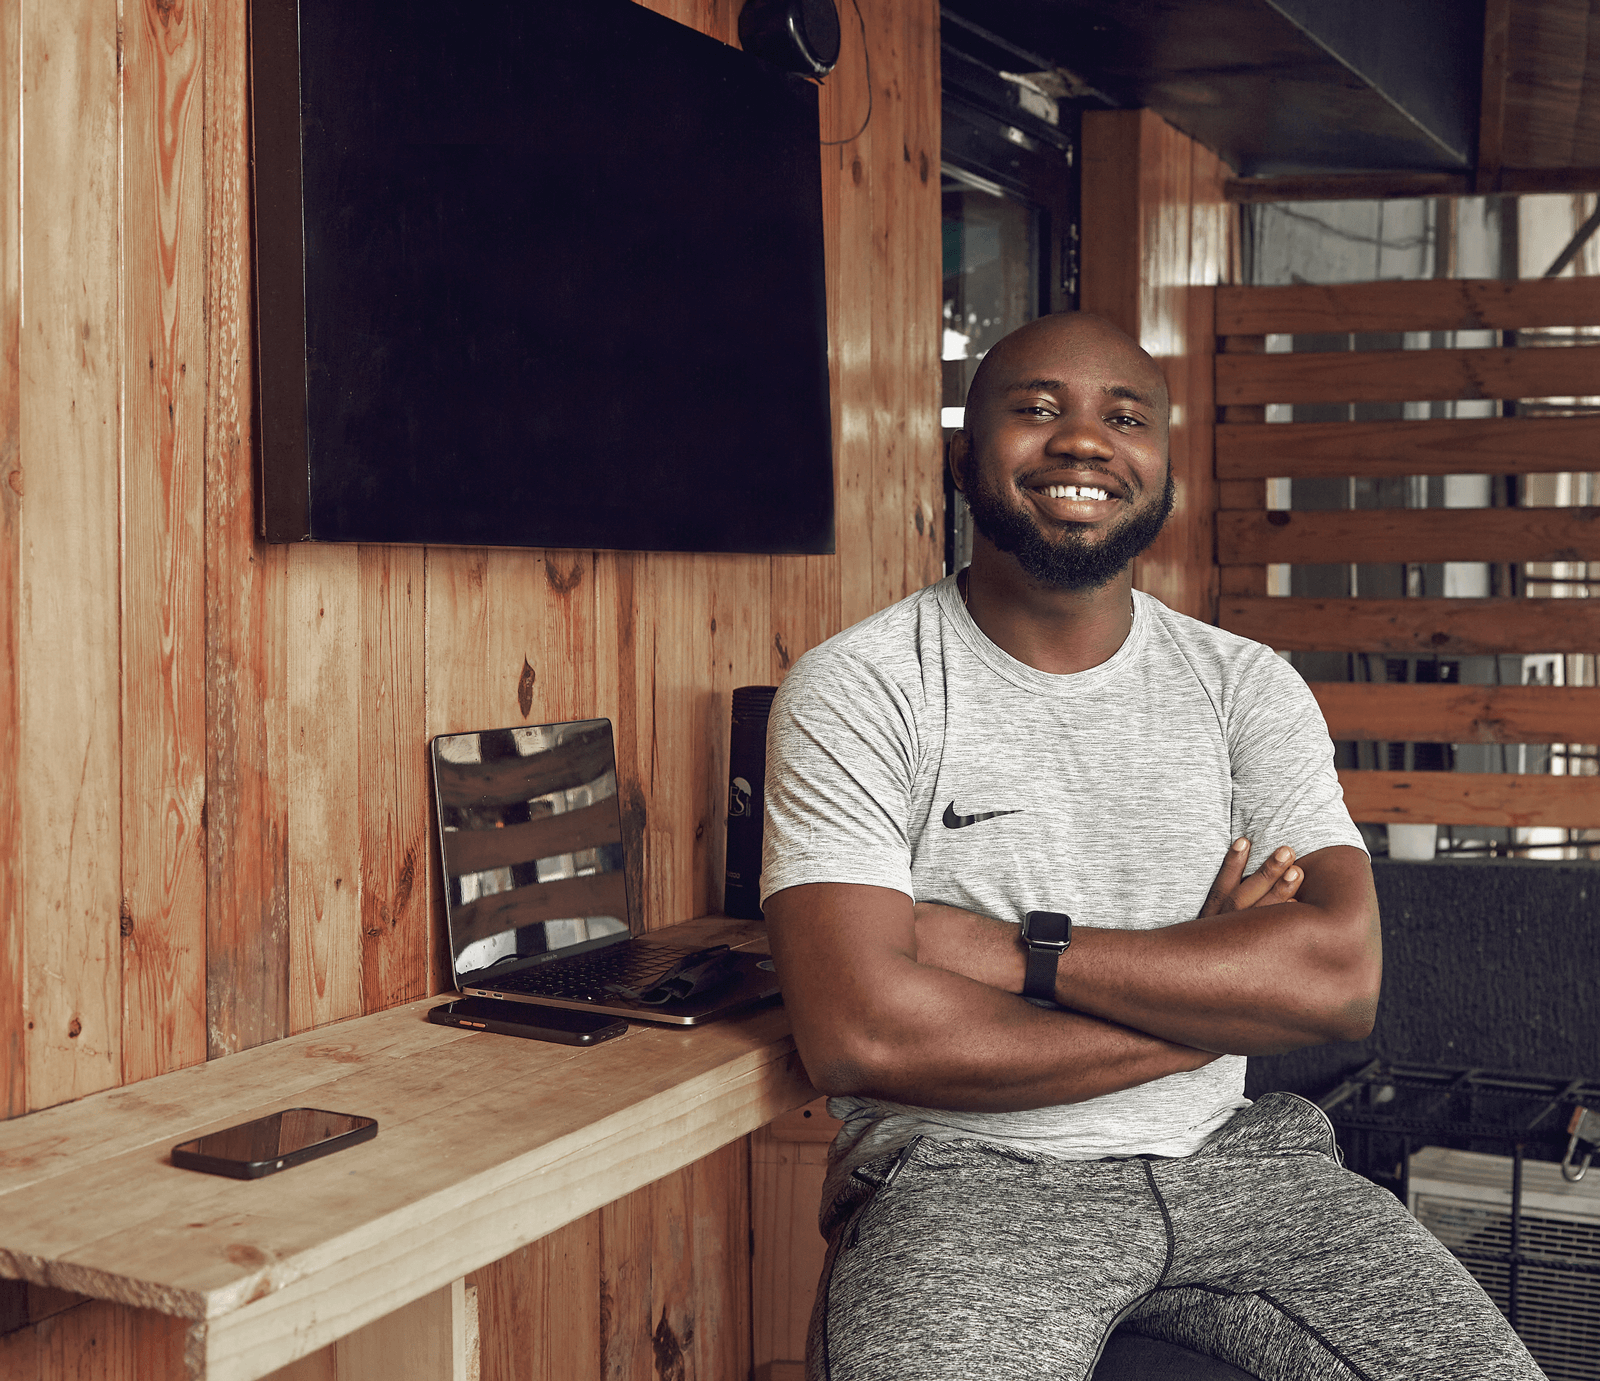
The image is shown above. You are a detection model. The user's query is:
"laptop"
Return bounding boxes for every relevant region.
[431,718,781,1026]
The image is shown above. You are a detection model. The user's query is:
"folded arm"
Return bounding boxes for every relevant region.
[915,842,1382,1056]
[763,880,1221,1113]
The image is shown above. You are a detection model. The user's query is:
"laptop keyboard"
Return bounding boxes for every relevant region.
[489,945,692,1000]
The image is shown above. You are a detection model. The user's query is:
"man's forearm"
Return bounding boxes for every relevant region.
[1063,902,1378,1054]
[764,884,1219,1113]
[796,960,1220,1112]
[913,848,1380,1056]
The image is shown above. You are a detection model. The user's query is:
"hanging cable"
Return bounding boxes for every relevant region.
[819,0,872,146]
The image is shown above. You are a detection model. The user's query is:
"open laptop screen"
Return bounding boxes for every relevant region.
[431,719,633,984]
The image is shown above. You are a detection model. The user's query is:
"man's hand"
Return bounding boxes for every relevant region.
[913,836,1305,993]
[1200,838,1303,917]
[1064,843,1379,1054]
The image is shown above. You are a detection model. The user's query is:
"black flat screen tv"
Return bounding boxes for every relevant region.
[251,0,834,553]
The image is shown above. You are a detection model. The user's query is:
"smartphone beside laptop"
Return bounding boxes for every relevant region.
[427,995,626,1045]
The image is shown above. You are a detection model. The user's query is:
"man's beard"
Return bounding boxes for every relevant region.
[963,464,1176,592]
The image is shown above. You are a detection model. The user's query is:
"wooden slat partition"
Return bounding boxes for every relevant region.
[1223,597,1599,655]
[1217,343,1600,407]
[1216,274,1600,835]
[1340,772,1600,829]
[1217,416,1600,479]
[1221,597,1600,654]
[1310,683,1600,744]
[1216,277,1600,336]
[1218,507,1600,566]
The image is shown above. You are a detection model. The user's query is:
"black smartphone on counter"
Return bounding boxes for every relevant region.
[427,996,628,1046]
[171,1108,377,1179]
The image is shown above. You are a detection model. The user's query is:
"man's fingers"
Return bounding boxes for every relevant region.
[1201,837,1251,917]
[1261,864,1303,904]
[1232,845,1296,909]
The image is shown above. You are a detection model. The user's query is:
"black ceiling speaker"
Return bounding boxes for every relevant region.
[739,0,840,78]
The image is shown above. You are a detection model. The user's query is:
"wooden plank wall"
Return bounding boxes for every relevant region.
[1080,108,1235,623]
[0,0,940,1374]
[1214,277,1600,831]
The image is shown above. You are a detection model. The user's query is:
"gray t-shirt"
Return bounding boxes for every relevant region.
[760,576,1365,1187]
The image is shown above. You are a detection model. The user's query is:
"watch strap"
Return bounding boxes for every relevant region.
[1020,909,1071,1004]
[1022,943,1061,1003]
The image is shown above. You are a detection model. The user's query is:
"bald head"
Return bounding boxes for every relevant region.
[964,313,1170,438]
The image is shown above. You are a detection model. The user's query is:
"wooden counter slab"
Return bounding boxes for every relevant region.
[0,919,812,1380]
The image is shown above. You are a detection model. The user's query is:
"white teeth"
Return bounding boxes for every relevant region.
[1042,484,1110,501]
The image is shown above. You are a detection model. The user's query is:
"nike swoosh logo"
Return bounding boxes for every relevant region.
[943,801,1023,829]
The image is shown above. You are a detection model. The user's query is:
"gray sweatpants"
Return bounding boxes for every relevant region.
[809,1092,1547,1380]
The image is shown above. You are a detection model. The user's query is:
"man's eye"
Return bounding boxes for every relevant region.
[1018,405,1056,417]
[1108,412,1143,427]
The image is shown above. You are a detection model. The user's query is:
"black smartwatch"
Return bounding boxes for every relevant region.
[1020,910,1072,1004]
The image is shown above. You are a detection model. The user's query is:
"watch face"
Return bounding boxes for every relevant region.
[1025,911,1070,945]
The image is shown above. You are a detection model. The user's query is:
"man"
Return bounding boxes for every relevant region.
[759,314,1544,1380]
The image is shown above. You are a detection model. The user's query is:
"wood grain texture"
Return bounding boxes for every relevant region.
[2,1297,196,1381]
[356,546,429,1012]
[0,951,812,1380]
[121,0,208,1086]
[1223,169,1600,201]
[687,1138,753,1381]
[470,1214,601,1381]
[1218,506,1600,566]
[1339,770,1600,828]
[1477,0,1512,190]
[1502,0,1600,170]
[1084,110,1232,621]
[335,1280,467,1381]
[1224,172,1476,203]
[1219,566,1269,597]
[204,0,291,1058]
[750,1100,839,1372]
[259,1281,469,1381]
[1214,276,1600,337]
[8,2,941,1376]
[702,554,778,907]
[1080,110,1143,337]
[833,33,877,633]
[21,0,123,1110]
[1219,596,1600,654]
[868,8,909,621]
[1310,683,1600,745]
[1216,342,1600,407]
[903,0,943,597]
[0,0,24,1120]
[595,1138,751,1381]
[288,545,363,1033]
[770,556,839,687]
[1215,416,1600,479]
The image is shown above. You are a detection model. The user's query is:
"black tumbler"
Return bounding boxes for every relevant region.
[724,685,778,920]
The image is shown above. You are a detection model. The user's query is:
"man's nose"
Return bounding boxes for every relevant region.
[1044,410,1113,460]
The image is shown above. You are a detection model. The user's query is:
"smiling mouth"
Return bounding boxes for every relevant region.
[1038,483,1112,501]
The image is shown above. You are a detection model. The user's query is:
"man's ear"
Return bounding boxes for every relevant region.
[947,429,970,496]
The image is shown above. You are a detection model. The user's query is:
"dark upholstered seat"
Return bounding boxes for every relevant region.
[1091,1330,1261,1380]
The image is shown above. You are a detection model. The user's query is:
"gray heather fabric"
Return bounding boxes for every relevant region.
[760,576,1366,1197]
[810,1093,1547,1381]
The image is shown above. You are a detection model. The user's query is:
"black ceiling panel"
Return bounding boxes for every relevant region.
[940,0,1482,176]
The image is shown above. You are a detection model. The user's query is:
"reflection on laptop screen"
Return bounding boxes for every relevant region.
[432,719,633,983]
